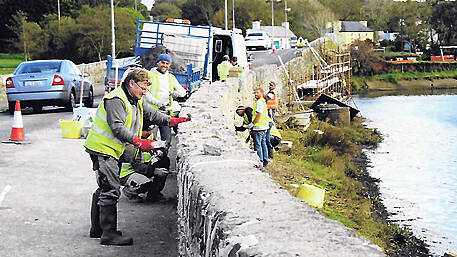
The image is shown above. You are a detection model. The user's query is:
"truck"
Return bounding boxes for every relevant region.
[104,18,249,95]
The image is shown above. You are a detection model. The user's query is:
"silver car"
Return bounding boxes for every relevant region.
[5,60,93,114]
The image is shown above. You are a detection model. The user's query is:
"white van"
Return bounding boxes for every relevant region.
[211,28,249,81]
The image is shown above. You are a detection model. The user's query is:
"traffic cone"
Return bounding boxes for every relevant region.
[9,100,25,141]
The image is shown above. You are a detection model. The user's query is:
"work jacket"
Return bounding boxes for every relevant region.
[217,61,231,79]
[253,97,272,128]
[84,86,143,160]
[266,89,279,109]
[148,70,176,110]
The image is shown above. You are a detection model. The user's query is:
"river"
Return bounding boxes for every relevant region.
[354,92,457,256]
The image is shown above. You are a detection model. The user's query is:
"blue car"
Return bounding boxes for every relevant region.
[5,60,93,114]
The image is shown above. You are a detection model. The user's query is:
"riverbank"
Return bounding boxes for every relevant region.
[353,74,457,94]
[267,118,431,256]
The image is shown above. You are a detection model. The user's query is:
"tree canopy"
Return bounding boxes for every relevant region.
[0,0,455,61]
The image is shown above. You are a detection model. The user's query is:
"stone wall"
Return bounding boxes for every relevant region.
[175,67,384,256]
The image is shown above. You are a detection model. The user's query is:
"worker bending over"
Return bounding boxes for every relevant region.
[84,68,189,246]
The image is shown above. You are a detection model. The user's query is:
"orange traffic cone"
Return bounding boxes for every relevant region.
[9,100,25,141]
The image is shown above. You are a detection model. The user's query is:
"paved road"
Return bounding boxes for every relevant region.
[249,48,303,68]
[0,103,179,256]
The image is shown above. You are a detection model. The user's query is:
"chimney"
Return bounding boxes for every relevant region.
[360,21,368,27]
[253,21,261,30]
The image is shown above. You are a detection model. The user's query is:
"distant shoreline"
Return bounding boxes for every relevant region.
[353,78,457,97]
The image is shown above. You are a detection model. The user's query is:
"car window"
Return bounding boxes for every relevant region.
[247,33,264,37]
[15,62,62,74]
[70,62,82,76]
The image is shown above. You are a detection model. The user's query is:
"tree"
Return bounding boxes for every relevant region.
[7,11,45,60]
[150,3,182,22]
[429,0,457,46]
[350,40,385,76]
[42,16,79,61]
[318,0,364,21]
[386,0,431,52]
[75,6,137,62]
[180,0,223,25]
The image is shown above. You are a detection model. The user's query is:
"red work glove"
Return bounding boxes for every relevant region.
[133,136,155,151]
[169,117,189,127]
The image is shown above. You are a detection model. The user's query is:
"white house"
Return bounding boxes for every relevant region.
[250,21,297,49]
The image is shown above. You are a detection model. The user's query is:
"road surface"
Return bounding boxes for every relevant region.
[249,47,303,68]
[0,103,179,257]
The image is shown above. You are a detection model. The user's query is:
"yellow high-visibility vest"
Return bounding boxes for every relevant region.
[253,97,272,127]
[84,87,143,160]
[148,70,177,114]
[217,62,230,79]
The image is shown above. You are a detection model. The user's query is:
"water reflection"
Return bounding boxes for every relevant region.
[354,91,457,256]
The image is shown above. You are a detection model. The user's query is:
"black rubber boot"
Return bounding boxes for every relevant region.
[89,190,122,238]
[89,189,102,238]
[145,174,168,202]
[99,205,133,245]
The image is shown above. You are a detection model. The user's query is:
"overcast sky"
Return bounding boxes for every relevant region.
[141,0,155,10]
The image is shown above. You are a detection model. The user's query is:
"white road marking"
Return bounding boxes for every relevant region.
[0,185,12,207]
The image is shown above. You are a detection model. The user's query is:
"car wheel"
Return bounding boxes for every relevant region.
[8,101,14,115]
[84,87,94,108]
[65,89,76,112]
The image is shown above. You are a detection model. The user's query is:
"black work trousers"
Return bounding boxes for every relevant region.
[90,154,122,206]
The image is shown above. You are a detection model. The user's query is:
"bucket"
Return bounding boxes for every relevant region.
[297,183,325,208]
[60,120,83,139]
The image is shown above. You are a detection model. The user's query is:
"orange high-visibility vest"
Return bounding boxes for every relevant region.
[266,89,279,109]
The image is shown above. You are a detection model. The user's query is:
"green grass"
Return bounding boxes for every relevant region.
[0,53,24,70]
[368,69,457,83]
[266,119,418,254]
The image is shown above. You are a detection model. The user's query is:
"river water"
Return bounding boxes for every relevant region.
[354,92,457,256]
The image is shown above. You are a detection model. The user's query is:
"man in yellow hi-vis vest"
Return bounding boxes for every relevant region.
[248,87,273,167]
[217,55,231,80]
[145,53,186,141]
[84,69,189,246]
[120,145,171,203]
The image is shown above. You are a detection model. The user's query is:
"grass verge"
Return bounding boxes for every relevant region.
[0,53,24,72]
[267,118,430,256]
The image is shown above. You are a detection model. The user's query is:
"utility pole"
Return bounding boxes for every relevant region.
[225,0,228,30]
[110,0,117,87]
[57,0,61,21]
[232,0,235,29]
[135,0,137,11]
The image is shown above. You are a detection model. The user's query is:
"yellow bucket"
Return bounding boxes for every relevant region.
[297,183,325,209]
[60,120,83,139]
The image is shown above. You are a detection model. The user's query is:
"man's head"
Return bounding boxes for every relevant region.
[223,55,230,61]
[123,68,151,100]
[269,81,276,90]
[156,53,172,74]
[236,105,245,117]
[231,56,238,65]
[253,87,264,100]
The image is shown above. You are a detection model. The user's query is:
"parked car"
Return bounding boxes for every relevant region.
[245,31,271,50]
[290,36,298,48]
[5,60,93,114]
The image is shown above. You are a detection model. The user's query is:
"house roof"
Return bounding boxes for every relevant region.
[259,26,296,38]
[340,21,373,32]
